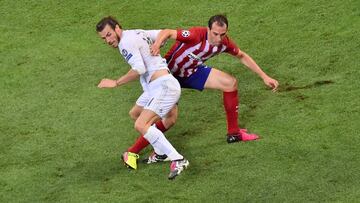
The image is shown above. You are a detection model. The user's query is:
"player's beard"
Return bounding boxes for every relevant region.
[112,33,121,48]
[116,34,120,44]
[115,32,121,46]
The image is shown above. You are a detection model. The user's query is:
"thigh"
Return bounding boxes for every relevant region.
[145,75,181,118]
[204,68,237,92]
[162,104,178,129]
[164,105,178,119]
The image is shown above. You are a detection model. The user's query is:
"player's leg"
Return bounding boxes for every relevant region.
[129,104,143,121]
[143,105,178,164]
[124,107,177,170]
[204,68,239,135]
[204,68,259,143]
[204,68,237,91]
[162,105,178,129]
[134,109,187,180]
[125,93,150,158]
[127,105,178,156]
[126,104,150,156]
[122,104,144,169]
[126,87,178,154]
[174,65,241,137]
[134,110,161,135]
[141,74,188,179]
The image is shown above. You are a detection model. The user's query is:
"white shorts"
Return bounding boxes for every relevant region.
[136,74,181,118]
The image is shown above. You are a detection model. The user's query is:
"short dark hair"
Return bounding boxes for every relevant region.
[208,14,228,29]
[96,16,122,32]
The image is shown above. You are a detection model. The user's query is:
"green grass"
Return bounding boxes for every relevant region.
[1,0,360,202]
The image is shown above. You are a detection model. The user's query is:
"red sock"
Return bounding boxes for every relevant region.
[127,120,168,153]
[223,90,240,135]
[155,120,168,133]
[127,136,149,154]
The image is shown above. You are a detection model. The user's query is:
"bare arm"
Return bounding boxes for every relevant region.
[97,69,140,88]
[236,49,279,91]
[151,29,177,55]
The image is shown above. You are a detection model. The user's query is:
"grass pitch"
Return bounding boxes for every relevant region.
[1,0,360,202]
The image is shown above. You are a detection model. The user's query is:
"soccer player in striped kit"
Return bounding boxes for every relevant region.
[126,14,279,164]
[160,14,279,140]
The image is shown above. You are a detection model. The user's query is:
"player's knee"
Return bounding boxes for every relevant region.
[163,107,178,129]
[129,109,139,120]
[169,116,177,127]
[134,120,146,134]
[164,114,177,129]
[224,77,238,91]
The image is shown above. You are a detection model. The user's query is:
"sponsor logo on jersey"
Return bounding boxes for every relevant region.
[181,30,190,37]
[121,49,133,61]
[188,52,201,61]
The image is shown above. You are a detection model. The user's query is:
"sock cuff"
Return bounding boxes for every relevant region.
[223,90,238,96]
[143,126,160,144]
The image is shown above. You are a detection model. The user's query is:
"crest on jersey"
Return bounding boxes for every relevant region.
[121,49,128,56]
[181,30,190,37]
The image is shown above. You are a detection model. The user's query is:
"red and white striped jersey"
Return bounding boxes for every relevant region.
[164,27,239,77]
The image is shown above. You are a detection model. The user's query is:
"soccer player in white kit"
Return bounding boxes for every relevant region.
[96,16,188,180]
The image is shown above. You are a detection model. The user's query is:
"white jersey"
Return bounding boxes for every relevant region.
[118,30,168,91]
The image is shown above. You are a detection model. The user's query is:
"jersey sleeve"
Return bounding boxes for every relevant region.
[144,30,161,42]
[224,37,240,56]
[119,39,146,75]
[144,29,168,47]
[175,27,199,43]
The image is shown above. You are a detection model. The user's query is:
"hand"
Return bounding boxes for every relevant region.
[150,43,160,56]
[263,76,279,92]
[97,79,117,88]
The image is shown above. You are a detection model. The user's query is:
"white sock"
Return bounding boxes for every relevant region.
[144,126,183,161]
[151,124,165,155]
[153,146,165,156]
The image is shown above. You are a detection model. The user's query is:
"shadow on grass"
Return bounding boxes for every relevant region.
[278,80,335,92]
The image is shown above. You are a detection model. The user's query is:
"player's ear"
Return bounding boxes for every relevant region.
[115,25,122,34]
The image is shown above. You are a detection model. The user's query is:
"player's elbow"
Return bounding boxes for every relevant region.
[236,48,248,58]
[237,51,245,59]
